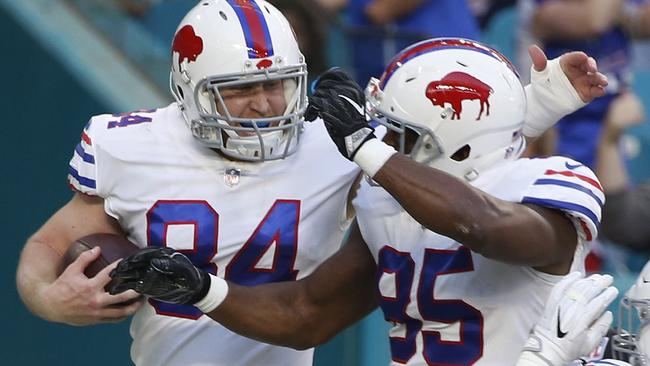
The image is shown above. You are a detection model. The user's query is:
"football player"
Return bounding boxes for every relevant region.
[108,37,610,365]
[18,1,359,365]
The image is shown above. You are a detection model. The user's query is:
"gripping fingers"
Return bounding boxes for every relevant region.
[576,286,618,332]
[108,277,141,295]
[114,254,148,273]
[90,259,121,289]
[593,286,619,312]
[110,266,147,282]
[589,311,614,337]
[101,289,143,306]
[120,247,174,271]
[109,279,140,295]
[582,274,614,300]
[306,98,325,121]
[582,311,614,354]
[316,68,353,85]
[67,247,101,275]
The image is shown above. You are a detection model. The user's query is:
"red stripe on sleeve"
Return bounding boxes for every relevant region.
[81,131,92,146]
[544,170,603,193]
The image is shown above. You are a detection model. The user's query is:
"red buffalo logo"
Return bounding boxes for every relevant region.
[256,59,273,69]
[172,25,204,69]
[425,72,493,121]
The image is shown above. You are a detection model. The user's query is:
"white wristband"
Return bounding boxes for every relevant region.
[353,138,397,178]
[194,274,229,313]
[524,57,587,138]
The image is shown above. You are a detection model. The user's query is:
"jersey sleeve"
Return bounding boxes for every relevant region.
[67,119,100,196]
[521,157,605,242]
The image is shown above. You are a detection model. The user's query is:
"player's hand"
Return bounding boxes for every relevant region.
[42,247,143,326]
[110,248,210,305]
[523,45,608,138]
[529,45,608,103]
[516,272,619,366]
[305,68,376,160]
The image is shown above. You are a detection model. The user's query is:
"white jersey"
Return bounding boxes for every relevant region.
[68,104,359,366]
[354,157,604,366]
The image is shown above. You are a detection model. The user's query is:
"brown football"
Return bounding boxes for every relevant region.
[61,233,140,291]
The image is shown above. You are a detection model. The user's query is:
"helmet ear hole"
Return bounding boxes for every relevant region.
[176,86,185,100]
[451,145,471,162]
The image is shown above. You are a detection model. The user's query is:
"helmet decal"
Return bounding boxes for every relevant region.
[172,25,204,69]
[226,0,275,59]
[256,59,273,69]
[425,72,493,121]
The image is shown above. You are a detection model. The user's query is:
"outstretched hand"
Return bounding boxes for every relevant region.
[523,45,609,138]
[528,45,607,103]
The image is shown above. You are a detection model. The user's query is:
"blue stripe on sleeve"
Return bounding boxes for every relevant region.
[68,166,96,189]
[533,179,603,207]
[521,197,600,229]
[75,143,95,164]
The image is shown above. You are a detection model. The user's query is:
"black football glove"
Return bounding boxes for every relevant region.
[306,68,376,160]
[110,247,210,305]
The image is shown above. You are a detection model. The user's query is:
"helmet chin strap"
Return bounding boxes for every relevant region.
[224,129,284,160]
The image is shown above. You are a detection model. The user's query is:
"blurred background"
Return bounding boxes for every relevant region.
[2,0,650,364]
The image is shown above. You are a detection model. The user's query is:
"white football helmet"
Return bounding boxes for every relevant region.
[613,261,650,365]
[365,38,527,180]
[170,0,307,161]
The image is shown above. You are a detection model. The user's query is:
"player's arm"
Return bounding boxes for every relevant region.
[207,223,378,348]
[16,193,143,325]
[306,69,599,274]
[110,222,379,349]
[532,0,624,41]
[372,153,578,273]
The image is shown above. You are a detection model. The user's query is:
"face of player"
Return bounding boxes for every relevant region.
[383,128,418,154]
[217,80,287,136]
[383,126,469,162]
